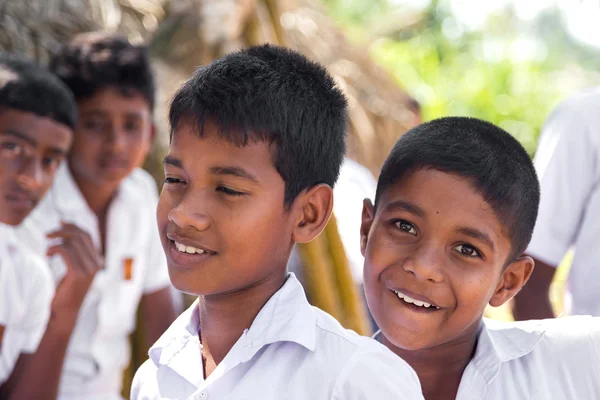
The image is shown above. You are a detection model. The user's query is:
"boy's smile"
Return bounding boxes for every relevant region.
[157,121,296,296]
[362,168,514,351]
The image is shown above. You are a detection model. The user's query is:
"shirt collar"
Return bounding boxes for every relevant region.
[50,163,142,215]
[468,318,545,385]
[149,273,317,377]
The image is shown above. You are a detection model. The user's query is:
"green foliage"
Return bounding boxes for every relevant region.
[322,0,600,155]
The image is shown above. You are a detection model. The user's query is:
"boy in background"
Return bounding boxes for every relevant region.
[17,33,177,400]
[0,53,75,397]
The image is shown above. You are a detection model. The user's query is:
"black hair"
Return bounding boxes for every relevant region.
[49,32,155,110]
[169,44,348,205]
[0,53,77,130]
[376,117,540,262]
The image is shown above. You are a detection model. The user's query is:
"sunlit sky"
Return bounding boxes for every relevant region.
[390,0,600,48]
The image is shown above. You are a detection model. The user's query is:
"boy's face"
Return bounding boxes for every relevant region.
[362,168,531,351]
[0,109,72,225]
[68,86,154,187]
[157,122,302,296]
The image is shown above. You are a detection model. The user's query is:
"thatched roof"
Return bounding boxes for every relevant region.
[0,0,418,174]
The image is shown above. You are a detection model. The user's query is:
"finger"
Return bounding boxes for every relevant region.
[64,238,100,275]
[47,245,81,273]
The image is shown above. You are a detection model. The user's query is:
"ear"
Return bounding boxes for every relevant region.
[489,255,535,307]
[149,123,157,145]
[360,198,375,257]
[292,184,334,243]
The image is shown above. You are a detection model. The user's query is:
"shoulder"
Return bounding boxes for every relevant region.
[546,88,600,131]
[486,317,600,363]
[131,359,160,400]
[312,308,422,397]
[123,168,159,200]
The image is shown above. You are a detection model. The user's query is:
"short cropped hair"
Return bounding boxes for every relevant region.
[49,32,155,110]
[169,44,348,205]
[376,117,540,262]
[0,53,76,130]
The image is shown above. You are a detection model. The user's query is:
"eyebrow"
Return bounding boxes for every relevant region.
[457,227,495,251]
[209,166,259,183]
[383,199,426,218]
[163,155,183,168]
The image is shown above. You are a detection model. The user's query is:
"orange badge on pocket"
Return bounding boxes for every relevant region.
[0,324,5,352]
[123,258,134,281]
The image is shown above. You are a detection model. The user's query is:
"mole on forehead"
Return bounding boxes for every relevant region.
[0,66,19,88]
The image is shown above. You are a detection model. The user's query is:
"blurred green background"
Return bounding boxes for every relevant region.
[321,0,600,155]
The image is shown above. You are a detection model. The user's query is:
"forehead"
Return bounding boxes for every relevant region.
[169,121,279,178]
[77,86,151,117]
[378,168,509,244]
[0,108,72,149]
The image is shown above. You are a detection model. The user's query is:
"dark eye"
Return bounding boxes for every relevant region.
[394,220,417,235]
[0,142,23,157]
[82,118,106,132]
[164,177,184,185]
[454,244,481,258]
[216,186,245,197]
[124,120,142,134]
[42,155,62,169]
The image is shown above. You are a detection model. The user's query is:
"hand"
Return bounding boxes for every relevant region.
[47,223,102,317]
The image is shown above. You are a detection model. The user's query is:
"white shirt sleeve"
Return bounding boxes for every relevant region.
[20,255,54,352]
[331,344,424,399]
[527,97,600,266]
[591,317,600,370]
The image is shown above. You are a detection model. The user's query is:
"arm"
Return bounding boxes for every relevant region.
[512,257,556,320]
[8,223,102,400]
[140,288,177,348]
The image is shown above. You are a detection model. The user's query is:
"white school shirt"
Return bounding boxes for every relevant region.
[131,274,424,400]
[0,223,54,385]
[527,87,600,316]
[18,163,172,400]
[456,317,600,399]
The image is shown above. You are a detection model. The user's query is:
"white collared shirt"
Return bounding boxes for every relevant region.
[456,317,600,399]
[131,274,424,400]
[527,87,600,316]
[18,163,172,399]
[0,223,54,385]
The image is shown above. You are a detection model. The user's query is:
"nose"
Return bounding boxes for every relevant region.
[106,127,127,153]
[402,242,445,283]
[17,156,43,190]
[167,193,211,232]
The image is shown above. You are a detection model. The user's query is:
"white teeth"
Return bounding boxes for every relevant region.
[394,290,438,309]
[174,241,206,255]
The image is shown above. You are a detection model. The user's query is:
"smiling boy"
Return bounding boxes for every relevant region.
[131,44,424,400]
[0,53,75,397]
[361,117,600,400]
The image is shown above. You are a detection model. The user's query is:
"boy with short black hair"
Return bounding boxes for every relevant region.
[361,116,600,399]
[17,32,177,400]
[131,44,424,400]
[0,53,75,397]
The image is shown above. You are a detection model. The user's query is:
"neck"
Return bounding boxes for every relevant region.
[197,271,288,368]
[382,322,481,400]
[68,161,118,218]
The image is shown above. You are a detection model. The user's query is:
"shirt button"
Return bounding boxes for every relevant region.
[195,391,208,400]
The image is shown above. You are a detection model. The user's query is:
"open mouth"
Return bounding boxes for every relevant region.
[391,289,441,312]
[173,240,215,255]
